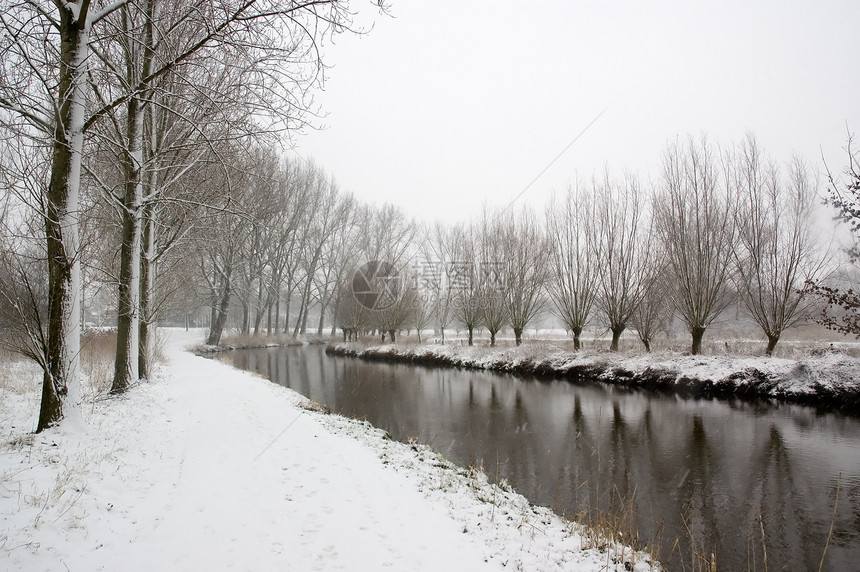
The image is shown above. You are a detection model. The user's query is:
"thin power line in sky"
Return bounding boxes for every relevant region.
[501,107,608,214]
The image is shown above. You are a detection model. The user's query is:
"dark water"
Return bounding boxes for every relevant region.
[218,345,860,571]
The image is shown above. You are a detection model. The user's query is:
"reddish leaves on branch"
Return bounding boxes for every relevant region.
[806,138,860,335]
[804,280,860,337]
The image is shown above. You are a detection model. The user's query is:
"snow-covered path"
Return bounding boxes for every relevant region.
[1,329,656,571]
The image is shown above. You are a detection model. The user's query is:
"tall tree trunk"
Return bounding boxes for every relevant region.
[209,298,217,333]
[111,96,145,394]
[207,271,232,346]
[39,8,91,431]
[253,279,265,335]
[138,88,160,380]
[113,3,154,393]
[690,325,706,355]
[329,296,339,336]
[292,282,309,338]
[292,303,304,339]
[138,200,155,379]
[317,299,326,336]
[572,327,583,351]
[468,326,474,346]
[240,298,250,334]
[609,324,625,352]
[283,288,292,334]
[300,301,309,334]
[514,327,523,346]
[765,333,780,356]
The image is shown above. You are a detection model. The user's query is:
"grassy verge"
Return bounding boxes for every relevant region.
[193,331,309,353]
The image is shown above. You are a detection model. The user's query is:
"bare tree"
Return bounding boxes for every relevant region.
[421,222,458,343]
[293,172,351,338]
[0,0,387,428]
[731,135,826,354]
[545,185,599,350]
[410,289,434,342]
[655,136,737,355]
[477,211,508,346]
[196,146,262,346]
[375,278,417,343]
[333,276,369,341]
[351,203,417,343]
[269,159,315,335]
[0,0,138,430]
[314,193,358,337]
[449,223,482,345]
[501,207,549,346]
[592,171,655,351]
[631,259,671,352]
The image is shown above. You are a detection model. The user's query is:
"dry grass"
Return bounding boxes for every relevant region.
[576,484,646,558]
[0,333,40,394]
[80,329,117,397]
[0,328,170,399]
[218,331,304,347]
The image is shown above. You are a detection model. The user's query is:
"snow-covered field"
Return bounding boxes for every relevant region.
[327,341,860,412]
[1,329,658,571]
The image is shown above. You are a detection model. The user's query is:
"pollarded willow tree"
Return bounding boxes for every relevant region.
[545,185,600,350]
[501,207,549,346]
[477,209,508,346]
[449,222,482,346]
[655,136,737,355]
[630,263,671,352]
[421,221,459,343]
[731,134,825,355]
[591,171,656,351]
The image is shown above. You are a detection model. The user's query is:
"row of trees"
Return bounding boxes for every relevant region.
[0,130,841,372]
[325,134,828,357]
[0,5,852,436]
[0,0,386,431]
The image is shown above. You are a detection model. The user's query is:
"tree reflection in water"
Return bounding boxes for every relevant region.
[219,346,860,571]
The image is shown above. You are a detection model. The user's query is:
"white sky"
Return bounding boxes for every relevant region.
[288,0,860,224]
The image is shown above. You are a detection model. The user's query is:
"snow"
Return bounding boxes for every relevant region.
[327,341,860,411]
[1,329,658,571]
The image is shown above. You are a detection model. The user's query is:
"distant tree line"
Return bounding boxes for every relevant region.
[326,134,830,358]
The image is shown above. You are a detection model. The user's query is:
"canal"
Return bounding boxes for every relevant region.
[217,345,860,571]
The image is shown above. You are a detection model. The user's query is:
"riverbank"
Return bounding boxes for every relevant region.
[193,332,307,354]
[326,341,860,413]
[1,329,658,571]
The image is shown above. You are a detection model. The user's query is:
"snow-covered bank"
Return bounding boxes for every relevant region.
[326,342,860,413]
[1,329,658,571]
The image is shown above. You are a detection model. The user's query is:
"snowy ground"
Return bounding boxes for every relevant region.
[1,329,658,571]
[328,341,860,412]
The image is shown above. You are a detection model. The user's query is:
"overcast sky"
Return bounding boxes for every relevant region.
[288,0,860,224]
